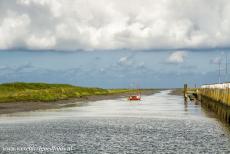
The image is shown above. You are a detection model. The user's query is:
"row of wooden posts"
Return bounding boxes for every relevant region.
[184,84,230,107]
[184,84,230,123]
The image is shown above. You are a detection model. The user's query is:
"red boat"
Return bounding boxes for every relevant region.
[128,86,141,101]
[128,95,141,101]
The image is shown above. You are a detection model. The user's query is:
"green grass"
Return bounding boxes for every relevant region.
[0,82,130,103]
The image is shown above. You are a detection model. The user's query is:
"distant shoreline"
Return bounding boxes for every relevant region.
[169,88,183,96]
[0,82,160,115]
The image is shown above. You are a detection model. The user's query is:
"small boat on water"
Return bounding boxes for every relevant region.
[128,95,141,101]
[128,86,141,101]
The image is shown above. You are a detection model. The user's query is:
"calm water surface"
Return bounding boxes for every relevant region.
[0,90,230,153]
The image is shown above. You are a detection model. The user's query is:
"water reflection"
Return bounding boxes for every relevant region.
[199,96,230,125]
[184,101,188,112]
[0,90,229,154]
[0,90,207,121]
[185,95,230,135]
[0,90,224,128]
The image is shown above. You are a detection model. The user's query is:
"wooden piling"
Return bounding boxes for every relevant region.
[199,88,230,107]
[184,84,187,100]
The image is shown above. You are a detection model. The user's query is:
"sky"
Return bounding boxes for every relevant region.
[0,0,230,88]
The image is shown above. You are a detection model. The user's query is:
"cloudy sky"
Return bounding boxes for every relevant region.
[0,0,230,88]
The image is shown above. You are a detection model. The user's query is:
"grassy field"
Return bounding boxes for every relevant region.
[0,82,131,103]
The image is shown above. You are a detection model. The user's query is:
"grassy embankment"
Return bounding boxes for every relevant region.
[0,82,130,103]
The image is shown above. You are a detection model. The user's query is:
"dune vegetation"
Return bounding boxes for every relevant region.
[0,82,130,103]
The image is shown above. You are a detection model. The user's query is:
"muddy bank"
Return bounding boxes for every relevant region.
[169,88,183,96]
[0,89,159,115]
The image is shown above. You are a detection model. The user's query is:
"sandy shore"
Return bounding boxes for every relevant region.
[0,89,159,115]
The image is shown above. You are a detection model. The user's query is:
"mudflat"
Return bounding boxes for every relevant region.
[0,89,159,115]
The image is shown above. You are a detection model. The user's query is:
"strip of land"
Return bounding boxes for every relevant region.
[169,88,183,96]
[0,82,159,114]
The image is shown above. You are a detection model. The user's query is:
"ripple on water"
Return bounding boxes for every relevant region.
[0,118,230,154]
[0,91,230,154]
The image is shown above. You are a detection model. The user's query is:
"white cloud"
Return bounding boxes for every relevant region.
[0,12,30,48]
[167,51,187,64]
[210,57,222,64]
[26,34,56,49]
[118,56,133,66]
[0,0,230,50]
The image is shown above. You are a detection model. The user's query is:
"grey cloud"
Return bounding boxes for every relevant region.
[0,0,230,50]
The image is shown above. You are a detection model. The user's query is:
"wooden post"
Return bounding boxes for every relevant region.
[184,84,187,100]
